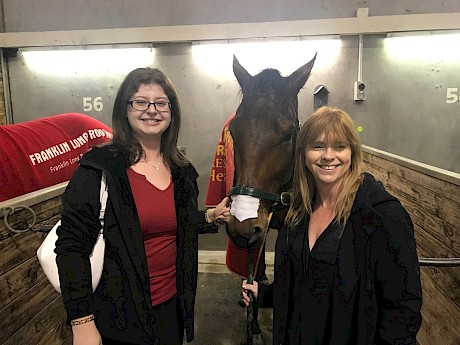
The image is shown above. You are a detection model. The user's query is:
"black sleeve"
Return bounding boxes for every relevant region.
[256,281,274,308]
[55,166,103,322]
[373,201,423,344]
[186,164,220,234]
[196,210,220,234]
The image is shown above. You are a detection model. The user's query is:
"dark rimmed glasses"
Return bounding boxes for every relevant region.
[128,100,171,112]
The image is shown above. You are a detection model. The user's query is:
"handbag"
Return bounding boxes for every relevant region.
[37,171,108,293]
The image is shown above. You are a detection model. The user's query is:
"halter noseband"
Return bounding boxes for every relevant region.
[228,186,291,206]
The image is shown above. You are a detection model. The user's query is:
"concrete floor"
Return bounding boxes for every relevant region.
[193,229,277,345]
[193,272,273,345]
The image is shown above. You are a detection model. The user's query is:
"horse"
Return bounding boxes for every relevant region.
[227,54,316,247]
[226,54,316,344]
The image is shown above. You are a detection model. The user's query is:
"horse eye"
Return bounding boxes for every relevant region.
[280,130,295,144]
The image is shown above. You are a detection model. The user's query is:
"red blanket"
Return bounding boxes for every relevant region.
[0,113,112,202]
[205,114,262,278]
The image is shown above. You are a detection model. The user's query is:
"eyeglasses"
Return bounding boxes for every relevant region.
[128,100,171,112]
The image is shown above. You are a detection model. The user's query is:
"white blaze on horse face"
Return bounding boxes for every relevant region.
[230,195,260,222]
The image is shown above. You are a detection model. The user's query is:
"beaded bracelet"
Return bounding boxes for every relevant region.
[71,314,95,326]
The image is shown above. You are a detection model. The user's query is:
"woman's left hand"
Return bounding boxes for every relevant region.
[242,280,259,306]
[208,197,230,224]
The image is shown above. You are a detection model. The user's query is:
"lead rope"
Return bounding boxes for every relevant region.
[246,213,272,345]
[246,247,254,345]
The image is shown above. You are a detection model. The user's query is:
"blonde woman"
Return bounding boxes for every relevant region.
[242,106,422,344]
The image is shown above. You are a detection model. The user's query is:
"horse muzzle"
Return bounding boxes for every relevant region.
[226,215,268,249]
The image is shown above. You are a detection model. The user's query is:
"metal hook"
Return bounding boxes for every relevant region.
[3,205,37,233]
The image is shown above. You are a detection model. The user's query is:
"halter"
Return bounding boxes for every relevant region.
[228,186,291,206]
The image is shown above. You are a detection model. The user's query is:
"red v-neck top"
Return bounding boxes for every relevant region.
[128,168,177,306]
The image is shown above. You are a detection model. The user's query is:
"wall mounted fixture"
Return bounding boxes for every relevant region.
[353,81,366,101]
[313,85,329,109]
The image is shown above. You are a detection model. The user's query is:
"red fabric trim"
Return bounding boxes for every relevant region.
[204,114,235,207]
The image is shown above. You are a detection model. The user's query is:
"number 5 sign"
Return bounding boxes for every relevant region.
[446,88,459,104]
[83,97,104,111]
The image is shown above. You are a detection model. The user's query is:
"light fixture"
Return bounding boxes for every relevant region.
[385,30,460,61]
[191,35,341,77]
[386,30,460,39]
[21,45,155,76]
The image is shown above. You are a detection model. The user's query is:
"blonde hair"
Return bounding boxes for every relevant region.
[285,106,364,227]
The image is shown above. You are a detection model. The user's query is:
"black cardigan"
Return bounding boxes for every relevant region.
[259,173,422,344]
[55,146,217,344]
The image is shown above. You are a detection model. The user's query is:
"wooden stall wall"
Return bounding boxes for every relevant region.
[0,188,71,345]
[363,146,460,345]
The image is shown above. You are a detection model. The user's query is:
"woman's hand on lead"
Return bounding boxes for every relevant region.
[242,279,259,306]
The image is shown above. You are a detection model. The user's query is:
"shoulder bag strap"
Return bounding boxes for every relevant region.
[98,171,108,232]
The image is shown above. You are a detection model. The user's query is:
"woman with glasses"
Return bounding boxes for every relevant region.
[55,67,229,345]
[242,106,422,344]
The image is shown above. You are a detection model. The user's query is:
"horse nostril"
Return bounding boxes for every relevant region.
[248,227,263,248]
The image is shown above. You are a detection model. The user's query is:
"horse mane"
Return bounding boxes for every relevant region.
[241,68,288,103]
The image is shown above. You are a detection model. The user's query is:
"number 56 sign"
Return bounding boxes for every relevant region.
[83,97,104,111]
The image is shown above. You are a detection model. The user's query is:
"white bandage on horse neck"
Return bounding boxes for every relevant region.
[230,195,260,222]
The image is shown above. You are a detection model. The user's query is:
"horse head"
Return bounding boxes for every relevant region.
[227,54,316,249]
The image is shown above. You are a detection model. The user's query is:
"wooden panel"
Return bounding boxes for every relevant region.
[406,203,459,255]
[3,296,71,345]
[363,151,460,204]
[0,193,65,345]
[414,223,459,266]
[364,159,460,230]
[363,151,460,345]
[0,231,45,275]
[36,319,72,345]
[364,160,459,252]
[419,268,460,345]
[0,196,61,241]
[417,246,460,309]
[0,278,60,343]
[417,311,448,345]
[0,255,46,310]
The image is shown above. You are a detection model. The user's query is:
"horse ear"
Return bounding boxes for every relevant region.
[233,55,253,94]
[287,53,317,94]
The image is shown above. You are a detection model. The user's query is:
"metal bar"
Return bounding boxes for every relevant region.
[357,34,363,81]
[419,258,460,267]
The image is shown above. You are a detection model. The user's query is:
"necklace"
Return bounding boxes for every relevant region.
[143,155,163,171]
